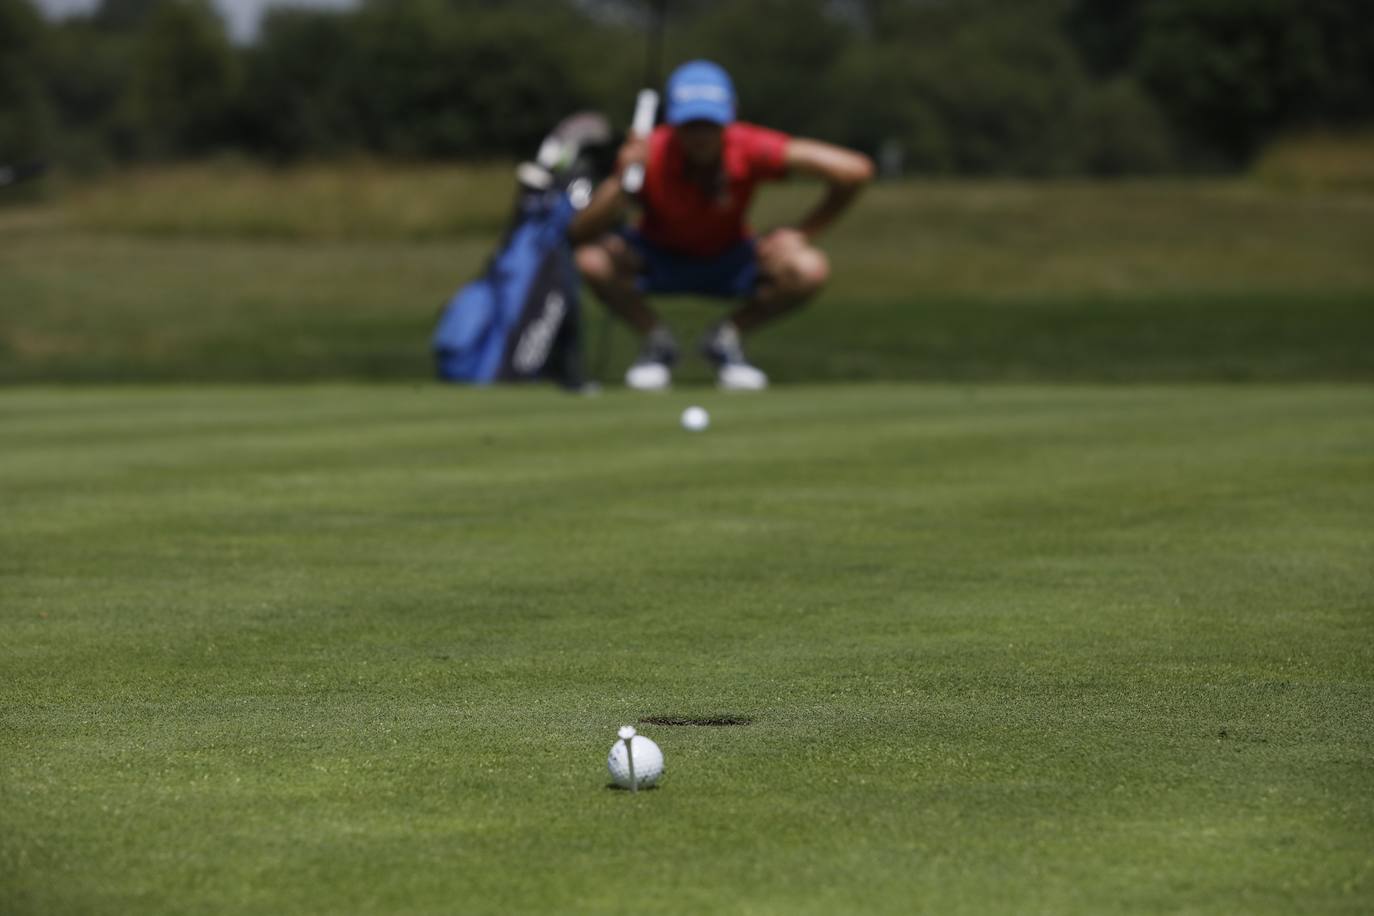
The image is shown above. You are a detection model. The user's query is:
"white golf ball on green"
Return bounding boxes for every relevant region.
[608,725,664,790]
[680,406,709,432]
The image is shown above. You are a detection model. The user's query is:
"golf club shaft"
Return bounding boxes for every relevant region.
[622,89,658,194]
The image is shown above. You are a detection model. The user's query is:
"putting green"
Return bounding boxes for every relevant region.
[3,383,1371,913]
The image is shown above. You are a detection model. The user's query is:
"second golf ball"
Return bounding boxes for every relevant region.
[681,406,710,431]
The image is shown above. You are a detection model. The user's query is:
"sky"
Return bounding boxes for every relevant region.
[34,0,359,43]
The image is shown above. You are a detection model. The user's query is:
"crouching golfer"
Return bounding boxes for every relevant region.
[570,60,873,390]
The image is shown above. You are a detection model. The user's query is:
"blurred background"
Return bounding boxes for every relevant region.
[7,0,1374,175]
[2,0,1373,384]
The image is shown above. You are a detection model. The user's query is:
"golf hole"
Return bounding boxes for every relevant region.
[639,715,752,727]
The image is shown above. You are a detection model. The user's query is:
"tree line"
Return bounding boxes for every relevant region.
[3,0,1373,177]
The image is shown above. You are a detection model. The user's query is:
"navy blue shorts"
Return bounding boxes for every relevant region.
[620,229,760,299]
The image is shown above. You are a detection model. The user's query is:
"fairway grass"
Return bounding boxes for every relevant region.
[3,384,1372,914]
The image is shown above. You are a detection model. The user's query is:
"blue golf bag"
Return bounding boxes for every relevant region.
[432,112,611,389]
[432,189,583,387]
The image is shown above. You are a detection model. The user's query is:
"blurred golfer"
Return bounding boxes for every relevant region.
[571,60,873,390]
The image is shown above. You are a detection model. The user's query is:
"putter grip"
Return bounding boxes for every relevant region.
[622,89,658,194]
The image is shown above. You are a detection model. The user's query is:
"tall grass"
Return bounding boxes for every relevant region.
[1253,130,1374,191]
[44,163,1374,297]
[5,165,1373,383]
[60,159,518,240]
[32,137,1374,242]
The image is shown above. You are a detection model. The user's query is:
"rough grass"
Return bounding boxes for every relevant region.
[2,170,1372,384]
[56,160,518,240]
[2,384,1372,914]
[1252,130,1374,191]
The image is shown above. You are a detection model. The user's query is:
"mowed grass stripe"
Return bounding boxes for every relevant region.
[3,384,1372,914]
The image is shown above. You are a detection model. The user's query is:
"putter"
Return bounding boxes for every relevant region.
[621,89,658,194]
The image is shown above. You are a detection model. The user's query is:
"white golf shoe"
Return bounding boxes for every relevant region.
[701,321,769,391]
[625,360,672,391]
[625,325,678,392]
[716,361,769,391]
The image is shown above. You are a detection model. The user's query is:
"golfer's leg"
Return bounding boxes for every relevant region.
[574,235,657,334]
[575,234,678,390]
[730,238,830,334]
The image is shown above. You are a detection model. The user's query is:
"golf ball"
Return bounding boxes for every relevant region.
[680,406,710,431]
[607,732,665,789]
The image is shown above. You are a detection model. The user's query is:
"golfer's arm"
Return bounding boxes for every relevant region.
[785,139,874,240]
[568,176,633,244]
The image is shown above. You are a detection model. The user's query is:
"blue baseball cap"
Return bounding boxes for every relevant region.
[665,60,736,126]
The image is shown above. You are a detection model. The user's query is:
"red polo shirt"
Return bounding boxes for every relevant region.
[638,122,791,258]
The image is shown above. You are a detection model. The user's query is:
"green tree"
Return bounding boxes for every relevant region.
[1284,0,1374,123]
[1064,0,1148,78]
[0,0,55,169]
[679,0,850,135]
[44,17,142,167]
[95,0,165,31]
[240,8,365,159]
[1137,0,1330,165]
[342,0,611,158]
[823,41,954,173]
[872,4,1097,175]
[1069,76,1173,175]
[127,0,238,157]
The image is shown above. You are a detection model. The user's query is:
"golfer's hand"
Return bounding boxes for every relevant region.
[757,227,809,258]
[617,136,649,186]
